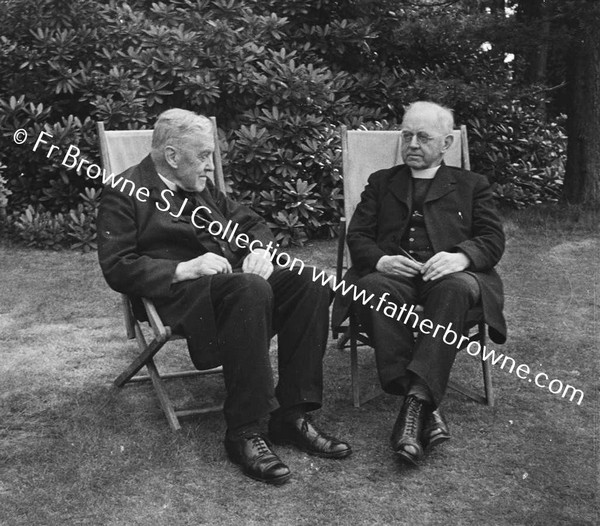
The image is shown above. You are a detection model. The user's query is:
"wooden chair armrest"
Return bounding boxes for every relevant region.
[141,297,171,342]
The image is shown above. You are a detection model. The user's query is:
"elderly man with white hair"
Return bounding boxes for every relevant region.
[333,101,506,465]
[98,109,351,485]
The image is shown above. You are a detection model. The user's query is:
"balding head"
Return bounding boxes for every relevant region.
[402,101,454,135]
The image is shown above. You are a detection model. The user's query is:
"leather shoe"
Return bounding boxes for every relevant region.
[269,414,352,459]
[423,407,451,450]
[390,395,429,465]
[224,432,291,485]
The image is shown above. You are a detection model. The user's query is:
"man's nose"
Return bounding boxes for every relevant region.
[408,134,420,147]
[206,156,215,171]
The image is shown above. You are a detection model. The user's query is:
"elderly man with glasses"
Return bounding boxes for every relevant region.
[333,101,506,465]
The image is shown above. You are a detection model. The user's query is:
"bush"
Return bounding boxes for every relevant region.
[0,163,10,204]
[224,48,352,242]
[469,99,567,208]
[0,0,568,248]
[6,186,99,251]
[10,205,68,250]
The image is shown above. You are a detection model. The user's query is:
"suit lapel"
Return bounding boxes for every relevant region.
[140,155,176,207]
[424,163,457,203]
[387,165,413,211]
[138,156,237,257]
[141,156,199,221]
[141,156,223,221]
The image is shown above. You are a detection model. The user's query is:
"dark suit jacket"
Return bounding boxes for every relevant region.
[97,155,275,369]
[332,163,507,344]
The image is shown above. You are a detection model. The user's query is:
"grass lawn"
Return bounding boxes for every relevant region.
[0,208,598,525]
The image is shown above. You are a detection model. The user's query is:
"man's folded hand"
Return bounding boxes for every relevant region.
[242,248,274,279]
[173,253,233,282]
[421,251,470,281]
[376,255,423,277]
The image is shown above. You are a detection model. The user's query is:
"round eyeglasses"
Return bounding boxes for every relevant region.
[401,130,445,145]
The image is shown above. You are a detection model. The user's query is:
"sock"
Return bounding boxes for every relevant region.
[407,377,433,405]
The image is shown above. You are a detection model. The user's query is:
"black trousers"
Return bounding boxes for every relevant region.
[356,271,480,408]
[208,266,330,429]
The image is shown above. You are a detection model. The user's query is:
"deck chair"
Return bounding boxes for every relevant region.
[334,125,494,408]
[97,119,225,431]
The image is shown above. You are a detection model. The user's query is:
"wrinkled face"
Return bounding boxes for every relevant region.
[400,107,453,169]
[167,130,215,193]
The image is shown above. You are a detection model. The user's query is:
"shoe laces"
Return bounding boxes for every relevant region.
[249,434,271,456]
[403,397,423,435]
[300,415,312,435]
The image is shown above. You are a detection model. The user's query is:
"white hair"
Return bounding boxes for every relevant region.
[151,108,212,150]
[403,101,454,133]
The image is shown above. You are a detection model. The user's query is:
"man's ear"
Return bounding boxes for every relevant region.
[164,145,178,169]
[442,133,454,152]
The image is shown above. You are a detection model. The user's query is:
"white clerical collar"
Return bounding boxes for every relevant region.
[410,165,442,179]
[157,171,178,192]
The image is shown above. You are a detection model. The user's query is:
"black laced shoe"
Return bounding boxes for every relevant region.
[224,432,291,485]
[422,407,451,450]
[390,395,429,465]
[269,414,352,459]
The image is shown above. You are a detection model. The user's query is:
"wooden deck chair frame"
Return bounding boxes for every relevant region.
[97,119,225,431]
[334,125,494,408]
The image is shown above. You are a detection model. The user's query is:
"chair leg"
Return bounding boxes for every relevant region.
[479,322,494,407]
[350,318,361,408]
[114,323,166,386]
[115,320,225,431]
[145,358,181,432]
[447,321,493,406]
[481,358,494,407]
[337,327,350,350]
[114,326,182,431]
[347,314,385,407]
